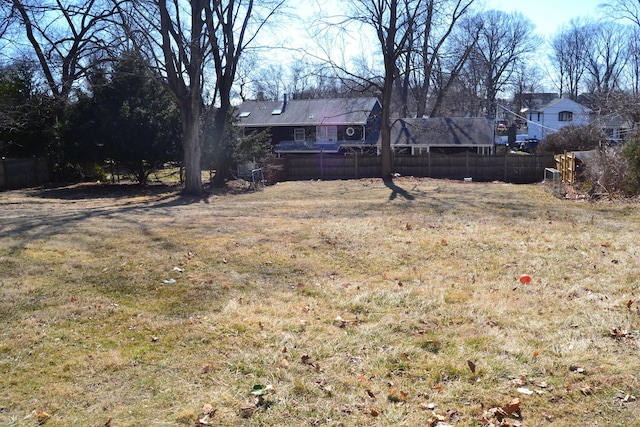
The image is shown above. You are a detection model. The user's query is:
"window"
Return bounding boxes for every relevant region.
[558,111,573,122]
[294,128,305,142]
[239,111,251,118]
[317,125,337,141]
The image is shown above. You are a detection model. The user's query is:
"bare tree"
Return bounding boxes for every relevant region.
[117,0,285,194]
[7,0,122,109]
[0,2,18,58]
[467,10,540,117]
[583,21,629,94]
[116,0,208,194]
[206,0,286,184]
[426,12,483,117]
[397,0,479,118]
[627,27,640,95]
[339,0,424,177]
[550,19,589,100]
[602,0,640,27]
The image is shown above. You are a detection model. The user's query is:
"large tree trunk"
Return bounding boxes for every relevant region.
[380,83,393,177]
[181,102,203,195]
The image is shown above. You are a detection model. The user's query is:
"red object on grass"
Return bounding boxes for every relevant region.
[519,274,531,284]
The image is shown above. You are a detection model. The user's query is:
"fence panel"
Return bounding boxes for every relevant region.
[277,152,555,184]
[1,157,50,190]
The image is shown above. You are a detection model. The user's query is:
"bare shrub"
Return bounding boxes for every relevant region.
[622,135,640,196]
[583,145,629,198]
[537,125,606,154]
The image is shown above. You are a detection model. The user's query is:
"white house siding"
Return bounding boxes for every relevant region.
[527,98,591,140]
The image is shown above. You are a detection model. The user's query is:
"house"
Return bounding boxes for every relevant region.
[236,96,381,154]
[527,98,591,140]
[390,117,495,155]
[592,113,634,143]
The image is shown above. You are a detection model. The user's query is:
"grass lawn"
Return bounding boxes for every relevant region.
[0,178,639,426]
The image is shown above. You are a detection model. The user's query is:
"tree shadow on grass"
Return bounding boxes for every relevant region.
[383,177,416,201]
[0,182,213,253]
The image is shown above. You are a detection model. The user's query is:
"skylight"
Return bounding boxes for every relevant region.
[239,111,251,118]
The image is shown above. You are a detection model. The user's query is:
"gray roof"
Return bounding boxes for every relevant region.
[530,97,592,113]
[391,117,494,147]
[236,97,380,127]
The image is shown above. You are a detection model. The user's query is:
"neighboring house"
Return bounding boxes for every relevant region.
[236,96,381,154]
[527,98,591,140]
[592,113,634,143]
[390,117,495,155]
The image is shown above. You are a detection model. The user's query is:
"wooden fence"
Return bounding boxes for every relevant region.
[0,157,50,190]
[264,152,555,184]
[554,152,577,184]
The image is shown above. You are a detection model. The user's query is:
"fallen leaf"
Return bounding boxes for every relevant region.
[202,403,215,415]
[201,363,211,374]
[333,316,347,328]
[36,410,51,424]
[511,375,527,386]
[240,405,255,418]
[627,300,634,309]
[581,386,593,396]
[250,384,272,396]
[366,389,376,399]
[532,349,539,358]
[387,387,408,402]
[405,223,412,230]
[502,398,521,415]
[467,360,476,374]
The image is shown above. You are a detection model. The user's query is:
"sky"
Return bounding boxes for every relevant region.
[486,0,606,37]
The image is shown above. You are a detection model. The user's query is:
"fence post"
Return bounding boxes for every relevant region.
[355,152,359,179]
[0,157,5,189]
[502,153,506,182]
[465,151,469,178]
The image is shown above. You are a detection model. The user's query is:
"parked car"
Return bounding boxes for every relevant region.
[518,138,540,153]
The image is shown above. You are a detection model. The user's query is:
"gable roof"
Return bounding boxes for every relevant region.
[236,97,380,127]
[390,117,494,147]
[532,98,592,114]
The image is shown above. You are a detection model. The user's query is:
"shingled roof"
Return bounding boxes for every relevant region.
[236,97,381,127]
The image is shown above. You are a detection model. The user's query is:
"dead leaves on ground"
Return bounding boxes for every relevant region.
[478,398,522,426]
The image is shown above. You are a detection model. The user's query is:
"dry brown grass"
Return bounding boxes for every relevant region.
[1,178,639,426]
